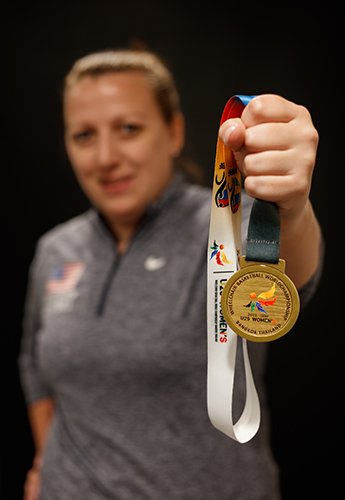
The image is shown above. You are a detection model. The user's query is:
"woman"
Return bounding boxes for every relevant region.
[19,48,322,499]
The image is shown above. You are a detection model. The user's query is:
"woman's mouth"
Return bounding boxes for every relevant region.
[100,175,133,194]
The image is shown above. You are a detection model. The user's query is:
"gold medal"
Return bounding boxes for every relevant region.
[221,257,300,342]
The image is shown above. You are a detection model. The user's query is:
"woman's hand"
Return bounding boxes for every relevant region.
[23,453,42,500]
[219,94,319,222]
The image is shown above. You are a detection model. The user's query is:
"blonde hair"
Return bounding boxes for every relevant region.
[64,48,181,123]
[63,47,206,184]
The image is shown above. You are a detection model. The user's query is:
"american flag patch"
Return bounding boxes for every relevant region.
[46,262,85,294]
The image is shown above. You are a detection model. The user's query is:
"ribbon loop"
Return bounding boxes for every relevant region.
[207,95,261,442]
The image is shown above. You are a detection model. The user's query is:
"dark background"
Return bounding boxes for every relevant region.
[3,1,342,498]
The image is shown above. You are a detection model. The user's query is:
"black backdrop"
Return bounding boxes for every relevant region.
[3,2,342,499]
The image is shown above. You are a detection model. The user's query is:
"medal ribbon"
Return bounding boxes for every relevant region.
[207,95,260,442]
[246,199,280,263]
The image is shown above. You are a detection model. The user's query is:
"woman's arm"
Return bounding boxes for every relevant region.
[279,198,321,289]
[24,398,54,500]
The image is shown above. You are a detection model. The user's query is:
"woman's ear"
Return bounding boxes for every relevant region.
[169,112,185,157]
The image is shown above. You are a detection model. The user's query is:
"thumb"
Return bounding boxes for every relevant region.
[219,118,245,152]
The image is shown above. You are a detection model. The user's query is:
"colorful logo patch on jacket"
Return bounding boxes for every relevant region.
[46,262,85,294]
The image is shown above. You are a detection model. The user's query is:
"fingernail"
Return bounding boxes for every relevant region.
[220,123,238,144]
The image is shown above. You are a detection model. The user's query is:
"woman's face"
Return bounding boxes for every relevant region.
[64,72,184,226]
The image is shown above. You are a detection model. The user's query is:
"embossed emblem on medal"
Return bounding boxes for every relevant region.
[221,258,300,342]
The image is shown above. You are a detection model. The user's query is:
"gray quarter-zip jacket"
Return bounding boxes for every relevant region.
[19,176,322,499]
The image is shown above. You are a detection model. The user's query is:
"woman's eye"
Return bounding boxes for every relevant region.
[120,123,143,136]
[72,130,93,144]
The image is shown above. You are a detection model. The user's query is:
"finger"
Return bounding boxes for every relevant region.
[241,94,299,127]
[219,118,245,151]
[241,150,294,177]
[244,174,310,209]
[244,122,295,153]
[244,174,294,202]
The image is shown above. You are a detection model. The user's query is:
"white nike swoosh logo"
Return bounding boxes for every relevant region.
[145,256,166,271]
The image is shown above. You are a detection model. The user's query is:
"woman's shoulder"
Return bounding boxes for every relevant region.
[36,210,96,252]
[177,180,212,209]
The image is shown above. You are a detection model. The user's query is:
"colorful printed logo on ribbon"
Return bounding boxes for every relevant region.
[214,162,241,213]
[209,240,232,266]
[244,283,277,313]
[228,170,241,213]
[214,163,229,207]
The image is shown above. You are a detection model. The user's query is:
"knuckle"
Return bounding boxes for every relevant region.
[303,124,319,145]
[298,105,319,145]
[294,176,310,197]
[247,96,266,120]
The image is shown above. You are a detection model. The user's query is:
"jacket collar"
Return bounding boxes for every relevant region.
[89,173,186,245]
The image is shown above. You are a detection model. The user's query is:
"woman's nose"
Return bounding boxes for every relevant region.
[96,133,120,168]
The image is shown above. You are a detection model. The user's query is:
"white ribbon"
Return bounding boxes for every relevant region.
[206,108,261,443]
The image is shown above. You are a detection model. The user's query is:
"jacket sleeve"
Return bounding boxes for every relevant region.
[18,239,53,405]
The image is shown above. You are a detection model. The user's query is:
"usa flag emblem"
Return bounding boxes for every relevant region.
[46,262,85,294]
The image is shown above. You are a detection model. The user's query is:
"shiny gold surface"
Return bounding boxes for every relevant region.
[221,258,300,342]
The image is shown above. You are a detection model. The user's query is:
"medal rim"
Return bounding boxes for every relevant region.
[220,262,300,342]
